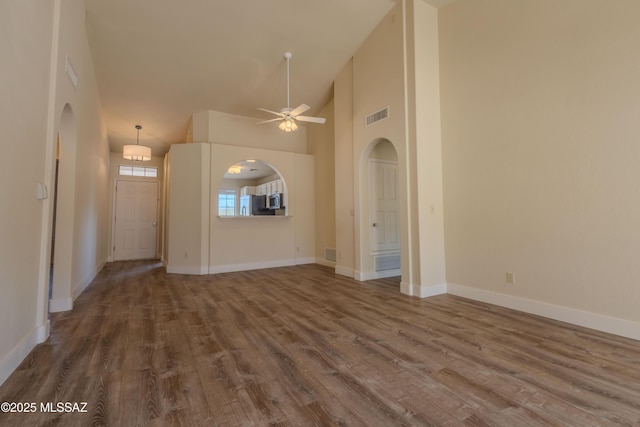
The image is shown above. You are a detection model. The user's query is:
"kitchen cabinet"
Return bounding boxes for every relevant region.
[240,186,256,197]
[253,179,284,197]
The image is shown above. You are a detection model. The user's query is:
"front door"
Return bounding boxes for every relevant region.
[369,159,400,253]
[114,180,159,260]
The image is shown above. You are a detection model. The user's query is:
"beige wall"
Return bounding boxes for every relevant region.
[334,0,445,291]
[308,100,336,265]
[351,2,408,281]
[0,0,110,385]
[166,111,317,275]
[209,143,313,272]
[166,143,210,274]
[440,0,640,326]
[58,0,110,304]
[0,0,55,384]
[407,0,447,294]
[191,110,307,153]
[334,60,356,277]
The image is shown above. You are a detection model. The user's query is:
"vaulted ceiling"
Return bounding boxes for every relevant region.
[84,0,455,156]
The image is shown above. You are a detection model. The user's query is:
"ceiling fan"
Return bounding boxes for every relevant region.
[257,52,326,132]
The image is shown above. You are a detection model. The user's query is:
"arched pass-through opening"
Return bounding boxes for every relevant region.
[218,159,288,217]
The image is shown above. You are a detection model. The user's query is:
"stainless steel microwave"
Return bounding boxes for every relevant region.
[268,193,282,209]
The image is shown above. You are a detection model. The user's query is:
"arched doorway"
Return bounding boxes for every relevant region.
[356,138,401,281]
[48,104,77,312]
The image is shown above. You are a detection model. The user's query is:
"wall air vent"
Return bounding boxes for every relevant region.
[374,253,400,272]
[325,248,337,262]
[365,107,389,126]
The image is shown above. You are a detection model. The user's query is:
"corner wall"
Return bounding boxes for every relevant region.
[308,100,336,266]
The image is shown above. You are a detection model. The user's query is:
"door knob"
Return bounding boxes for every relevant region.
[152,222,157,227]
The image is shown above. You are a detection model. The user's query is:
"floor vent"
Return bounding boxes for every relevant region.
[325,248,337,262]
[375,253,400,272]
[365,106,389,126]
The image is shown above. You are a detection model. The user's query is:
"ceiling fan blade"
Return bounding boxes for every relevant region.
[256,117,284,125]
[257,107,285,117]
[296,115,326,124]
[289,104,310,117]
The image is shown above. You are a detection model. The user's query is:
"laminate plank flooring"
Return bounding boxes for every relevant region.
[1,261,639,426]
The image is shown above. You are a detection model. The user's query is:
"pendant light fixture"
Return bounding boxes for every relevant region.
[123,124,151,161]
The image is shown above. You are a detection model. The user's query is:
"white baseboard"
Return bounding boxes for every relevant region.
[335,265,355,278]
[401,282,447,298]
[295,257,316,265]
[73,261,105,300]
[315,258,336,268]
[166,264,209,275]
[209,259,297,274]
[0,320,50,387]
[447,283,640,341]
[49,297,72,313]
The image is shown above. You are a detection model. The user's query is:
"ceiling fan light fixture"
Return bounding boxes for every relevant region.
[123,125,151,161]
[279,118,298,132]
[257,52,324,132]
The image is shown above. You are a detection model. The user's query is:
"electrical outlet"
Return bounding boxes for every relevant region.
[506,272,515,284]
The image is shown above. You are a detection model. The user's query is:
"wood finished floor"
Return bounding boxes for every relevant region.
[1,261,639,426]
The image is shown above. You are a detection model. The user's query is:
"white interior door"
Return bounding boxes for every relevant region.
[370,159,400,253]
[114,180,159,260]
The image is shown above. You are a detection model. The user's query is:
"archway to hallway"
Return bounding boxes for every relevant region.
[49,138,60,300]
[49,103,77,313]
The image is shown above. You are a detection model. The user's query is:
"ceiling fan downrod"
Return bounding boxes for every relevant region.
[284,52,292,110]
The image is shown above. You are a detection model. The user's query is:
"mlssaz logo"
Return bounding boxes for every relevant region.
[40,402,88,413]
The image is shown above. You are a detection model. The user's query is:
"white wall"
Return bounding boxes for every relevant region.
[0,0,110,385]
[440,0,640,336]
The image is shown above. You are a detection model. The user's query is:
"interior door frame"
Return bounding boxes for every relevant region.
[112,178,160,261]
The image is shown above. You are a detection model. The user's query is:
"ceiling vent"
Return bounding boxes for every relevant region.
[365,107,389,126]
